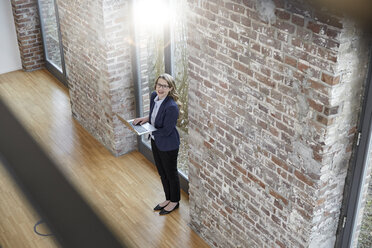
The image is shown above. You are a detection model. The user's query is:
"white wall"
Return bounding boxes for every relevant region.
[0,0,22,74]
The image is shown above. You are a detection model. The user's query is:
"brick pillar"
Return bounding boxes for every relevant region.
[186,0,371,247]
[10,0,44,71]
[57,0,136,156]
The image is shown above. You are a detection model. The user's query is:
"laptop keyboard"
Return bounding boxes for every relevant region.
[132,124,147,133]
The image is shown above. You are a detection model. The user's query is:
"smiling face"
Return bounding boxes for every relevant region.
[155,78,172,100]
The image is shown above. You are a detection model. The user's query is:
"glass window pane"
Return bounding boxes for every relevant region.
[39,0,62,70]
[134,0,189,179]
[133,0,165,148]
[356,137,372,248]
[171,0,189,178]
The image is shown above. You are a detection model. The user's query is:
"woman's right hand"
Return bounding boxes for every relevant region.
[133,116,149,125]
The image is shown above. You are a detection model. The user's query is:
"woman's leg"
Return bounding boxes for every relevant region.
[158,148,180,203]
[151,139,171,201]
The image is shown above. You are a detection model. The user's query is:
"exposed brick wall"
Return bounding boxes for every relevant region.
[10,0,44,71]
[57,0,136,156]
[186,0,371,247]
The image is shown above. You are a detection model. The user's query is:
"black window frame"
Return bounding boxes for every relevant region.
[36,0,67,87]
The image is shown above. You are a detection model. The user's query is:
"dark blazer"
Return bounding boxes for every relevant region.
[149,91,180,151]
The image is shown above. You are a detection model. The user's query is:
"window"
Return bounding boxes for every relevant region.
[339,55,372,248]
[37,0,66,86]
[356,146,372,247]
[132,0,189,187]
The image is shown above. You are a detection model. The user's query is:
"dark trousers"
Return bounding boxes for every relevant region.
[151,139,180,202]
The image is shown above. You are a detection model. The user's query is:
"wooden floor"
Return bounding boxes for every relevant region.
[0,69,209,248]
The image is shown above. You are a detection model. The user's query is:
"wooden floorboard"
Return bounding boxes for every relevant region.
[0,69,209,248]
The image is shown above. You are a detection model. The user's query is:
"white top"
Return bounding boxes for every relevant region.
[150,95,165,139]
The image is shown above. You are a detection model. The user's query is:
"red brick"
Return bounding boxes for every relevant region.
[241,16,251,27]
[277,31,289,42]
[272,155,290,172]
[307,21,324,34]
[269,189,288,205]
[250,41,261,52]
[258,119,268,130]
[273,0,285,8]
[231,160,244,174]
[273,50,283,62]
[276,121,295,136]
[277,167,287,179]
[273,200,283,212]
[273,73,284,82]
[233,61,251,75]
[284,55,297,68]
[246,51,266,65]
[269,126,280,137]
[225,2,245,14]
[324,106,339,116]
[229,30,238,40]
[217,16,233,28]
[273,20,295,34]
[219,81,228,89]
[321,72,340,85]
[276,240,286,248]
[259,34,281,50]
[248,172,266,189]
[294,170,314,187]
[275,9,290,20]
[309,79,328,95]
[308,55,336,73]
[313,34,340,50]
[230,12,241,23]
[205,11,216,21]
[327,39,340,50]
[316,114,335,126]
[283,46,308,60]
[298,61,309,72]
[348,126,357,135]
[308,98,323,112]
[206,2,218,14]
[261,46,272,57]
[314,11,343,29]
[296,207,312,221]
[260,66,271,77]
[208,39,218,49]
[313,152,322,162]
[255,73,276,88]
[292,15,304,27]
[325,28,340,39]
[283,115,294,127]
[259,85,270,96]
[225,39,244,53]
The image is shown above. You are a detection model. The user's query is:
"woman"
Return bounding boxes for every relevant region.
[133,73,181,215]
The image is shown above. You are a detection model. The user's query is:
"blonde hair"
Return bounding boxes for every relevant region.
[155,73,181,106]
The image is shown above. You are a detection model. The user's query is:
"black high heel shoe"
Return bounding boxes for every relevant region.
[159,202,179,215]
[153,203,167,211]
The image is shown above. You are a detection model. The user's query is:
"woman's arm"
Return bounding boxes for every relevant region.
[133,92,156,125]
[133,116,149,125]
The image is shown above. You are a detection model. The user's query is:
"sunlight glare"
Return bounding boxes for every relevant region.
[134,0,171,31]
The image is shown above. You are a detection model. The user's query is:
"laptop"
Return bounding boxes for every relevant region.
[116,114,157,135]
